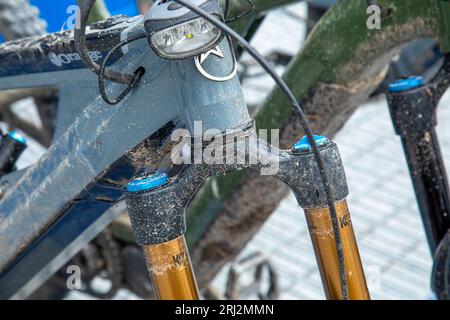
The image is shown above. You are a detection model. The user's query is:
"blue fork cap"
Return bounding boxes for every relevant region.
[127,172,169,193]
[388,76,424,93]
[8,131,27,145]
[293,135,330,152]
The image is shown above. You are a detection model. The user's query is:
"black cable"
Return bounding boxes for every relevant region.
[224,0,255,23]
[98,33,147,105]
[75,0,137,84]
[173,0,349,299]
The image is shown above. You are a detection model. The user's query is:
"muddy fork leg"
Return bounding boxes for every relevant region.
[387,75,450,253]
[125,172,200,300]
[276,136,370,300]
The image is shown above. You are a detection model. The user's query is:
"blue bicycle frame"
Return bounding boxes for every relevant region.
[0,10,252,299]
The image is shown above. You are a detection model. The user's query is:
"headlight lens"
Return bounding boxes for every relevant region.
[151,17,222,59]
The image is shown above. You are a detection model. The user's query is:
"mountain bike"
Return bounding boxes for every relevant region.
[0,0,449,301]
[1,1,368,299]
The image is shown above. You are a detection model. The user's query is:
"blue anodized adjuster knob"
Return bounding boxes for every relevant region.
[292,135,330,152]
[127,172,169,193]
[388,76,424,93]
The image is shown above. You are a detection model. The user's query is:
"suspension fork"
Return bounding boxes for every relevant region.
[277,136,370,300]
[386,69,450,253]
[124,129,369,300]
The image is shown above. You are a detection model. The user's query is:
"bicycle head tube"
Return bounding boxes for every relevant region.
[144,0,253,136]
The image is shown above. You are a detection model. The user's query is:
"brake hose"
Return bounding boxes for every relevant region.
[172,0,349,300]
[75,0,146,105]
[74,0,136,84]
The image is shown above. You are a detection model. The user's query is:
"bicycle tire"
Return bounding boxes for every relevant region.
[0,0,47,41]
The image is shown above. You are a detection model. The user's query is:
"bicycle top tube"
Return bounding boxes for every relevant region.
[0,15,143,78]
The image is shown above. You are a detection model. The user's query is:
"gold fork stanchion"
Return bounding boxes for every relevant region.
[125,172,201,301]
[143,236,199,300]
[287,135,370,300]
[304,200,370,300]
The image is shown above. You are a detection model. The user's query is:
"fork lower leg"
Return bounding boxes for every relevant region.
[387,76,450,252]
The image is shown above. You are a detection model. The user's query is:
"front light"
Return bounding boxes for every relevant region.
[151,17,222,59]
